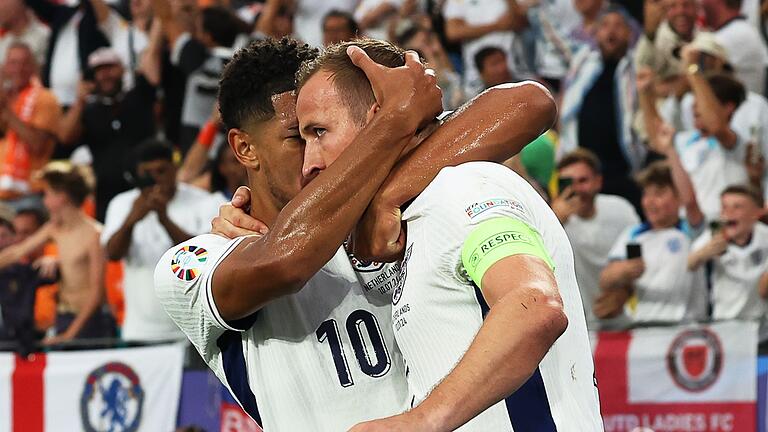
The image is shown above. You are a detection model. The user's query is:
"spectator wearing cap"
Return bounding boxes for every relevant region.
[0,0,50,66]
[635,0,698,81]
[643,47,749,221]
[57,47,158,222]
[552,148,640,330]
[599,161,707,326]
[443,0,524,97]
[689,185,768,340]
[102,140,221,343]
[560,6,646,211]
[23,0,109,110]
[662,34,768,200]
[322,10,359,46]
[0,42,61,207]
[294,0,358,48]
[396,20,464,109]
[0,161,114,346]
[702,0,768,94]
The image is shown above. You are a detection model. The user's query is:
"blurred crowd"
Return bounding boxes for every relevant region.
[0,0,767,354]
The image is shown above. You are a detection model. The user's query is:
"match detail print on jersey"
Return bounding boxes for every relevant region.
[461,217,554,288]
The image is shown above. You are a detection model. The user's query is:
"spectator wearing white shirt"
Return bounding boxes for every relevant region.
[0,0,50,66]
[102,140,222,342]
[355,0,401,41]
[599,161,707,325]
[644,51,748,221]
[635,0,699,84]
[689,185,768,339]
[443,0,522,97]
[295,0,359,47]
[702,0,768,94]
[552,148,640,330]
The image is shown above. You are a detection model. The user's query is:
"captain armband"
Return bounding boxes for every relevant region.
[460,217,554,289]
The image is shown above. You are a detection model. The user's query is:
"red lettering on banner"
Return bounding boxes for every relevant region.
[12,353,46,432]
[221,401,262,432]
[594,331,755,432]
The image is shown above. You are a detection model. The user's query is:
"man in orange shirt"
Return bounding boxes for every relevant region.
[0,41,61,205]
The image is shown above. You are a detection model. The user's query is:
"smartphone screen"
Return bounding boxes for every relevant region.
[558,177,573,194]
[626,243,642,259]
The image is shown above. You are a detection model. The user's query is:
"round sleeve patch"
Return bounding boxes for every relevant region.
[171,245,208,281]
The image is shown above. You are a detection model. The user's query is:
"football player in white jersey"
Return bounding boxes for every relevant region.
[155,38,557,430]
[292,40,602,431]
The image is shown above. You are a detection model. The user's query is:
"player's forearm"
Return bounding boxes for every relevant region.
[213,110,417,319]
[412,283,567,430]
[378,82,556,206]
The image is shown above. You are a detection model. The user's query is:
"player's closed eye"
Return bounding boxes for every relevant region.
[315,128,327,137]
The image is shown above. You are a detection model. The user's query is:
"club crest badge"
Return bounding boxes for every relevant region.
[81,362,144,432]
[667,328,723,392]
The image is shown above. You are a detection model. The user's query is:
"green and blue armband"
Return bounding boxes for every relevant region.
[460,217,554,289]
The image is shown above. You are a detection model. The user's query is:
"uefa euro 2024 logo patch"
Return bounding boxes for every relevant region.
[171,245,208,281]
[465,198,523,219]
[81,362,144,432]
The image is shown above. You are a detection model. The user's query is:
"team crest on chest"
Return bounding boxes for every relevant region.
[171,245,208,281]
[392,244,413,305]
[343,240,385,272]
[667,238,682,254]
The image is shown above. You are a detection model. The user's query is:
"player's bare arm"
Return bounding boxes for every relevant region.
[212,48,443,322]
[353,81,557,261]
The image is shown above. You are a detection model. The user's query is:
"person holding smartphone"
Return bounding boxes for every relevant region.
[688,185,768,340]
[599,161,707,326]
[102,139,223,343]
[552,148,640,330]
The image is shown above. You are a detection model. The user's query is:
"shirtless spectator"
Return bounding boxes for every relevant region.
[0,162,113,346]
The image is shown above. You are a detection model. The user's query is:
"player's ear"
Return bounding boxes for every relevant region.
[228,128,260,170]
[364,103,380,126]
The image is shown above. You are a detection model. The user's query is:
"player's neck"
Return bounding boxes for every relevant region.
[248,183,280,228]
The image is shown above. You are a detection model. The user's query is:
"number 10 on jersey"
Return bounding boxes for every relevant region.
[316,309,391,387]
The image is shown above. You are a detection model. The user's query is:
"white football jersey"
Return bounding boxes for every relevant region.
[379,162,603,431]
[154,234,408,431]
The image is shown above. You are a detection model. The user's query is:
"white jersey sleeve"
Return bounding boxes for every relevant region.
[153,234,250,363]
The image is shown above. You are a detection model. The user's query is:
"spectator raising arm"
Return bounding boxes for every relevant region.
[1,96,56,156]
[639,67,704,228]
[56,80,93,146]
[255,0,294,38]
[445,14,512,43]
[683,46,738,149]
[0,223,53,269]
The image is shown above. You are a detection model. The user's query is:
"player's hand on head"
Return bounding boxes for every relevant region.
[352,198,406,262]
[347,45,443,132]
[211,186,269,238]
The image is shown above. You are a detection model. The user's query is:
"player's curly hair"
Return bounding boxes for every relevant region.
[218,38,319,131]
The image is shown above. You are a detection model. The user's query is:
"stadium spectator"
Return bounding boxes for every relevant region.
[254,0,295,39]
[635,0,698,80]
[0,162,114,345]
[24,0,109,109]
[88,0,154,90]
[395,19,465,109]
[643,53,748,221]
[553,148,640,330]
[474,46,515,89]
[57,47,159,222]
[102,140,221,343]
[0,207,13,250]
[560,6,645,210]
[355,0,400,41]
[155,2,250,151]
[0,42,61,207]
[570,0,606,47]
[443,0,522,97]
[323,10,360,46]
[0,207,49,354]
[689,185,768,339]
[511,0,581,91]
[0,0,50,65]
[702,0,768,94]
[599,161,707,325]
[294,0,359,47]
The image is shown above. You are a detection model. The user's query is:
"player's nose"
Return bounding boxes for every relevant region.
[302,145,326,185]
